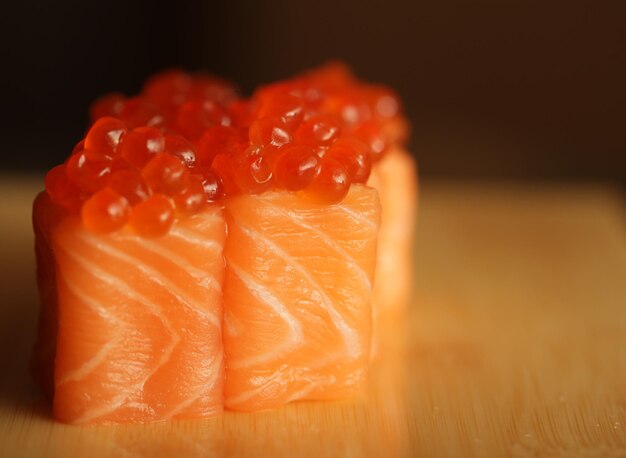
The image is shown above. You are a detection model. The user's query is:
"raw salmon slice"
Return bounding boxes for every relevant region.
[223,184,380,411]
[367,148,418,355]
[32,192,226,424]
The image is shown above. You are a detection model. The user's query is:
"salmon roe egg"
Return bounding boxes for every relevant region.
[45,164,83,210]
[234,149,273,194]
[129,194,175,237]
[84,117,126,159]
[196,126,246,166]
[294,115,341,147]
[305,157,351,204]
[66,149,112,193]
[119,97,165,129]
[273,145,319,191]
[211,153,239,196]
[71,139,85,156]
[373,90,400,118]
[106,169,150,205]
[177,100,230,140]
[173,175,206,214]
[228,99,253,127]
[325,138,372,184]
[142,70,192,111]
[258,93,304,130]
[164,135,196,168]
[352,120,387,159]
[119,126,165,168]
[193,167,224,202]
[81,188,130,233]
[191,74,238,104]
[141,153,188,196]
[249,117,291,147]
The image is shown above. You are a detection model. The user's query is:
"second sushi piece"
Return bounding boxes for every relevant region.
[223,186,380,410]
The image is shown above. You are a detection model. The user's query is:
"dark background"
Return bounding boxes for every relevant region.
[2,0,625,182]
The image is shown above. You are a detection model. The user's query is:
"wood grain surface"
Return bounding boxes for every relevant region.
[0,176,625,457]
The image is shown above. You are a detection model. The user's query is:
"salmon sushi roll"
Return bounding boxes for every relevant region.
[32,72,240,424]
[32,116,229,424]
[220,64,412,409]
[248,63,418,359]
[223,186,380,410]
[368,148,418,355]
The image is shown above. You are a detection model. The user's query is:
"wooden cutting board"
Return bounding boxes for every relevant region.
[1,177,625,457]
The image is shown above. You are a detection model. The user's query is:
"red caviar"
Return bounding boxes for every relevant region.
[84,117,126,159]
[164,135,197,168]
[51,63,406,235]
[177,100,231,140]
[119,127,165,168]
[197,126,246,166]
[249,117,291,147]
[106,169,150,205]
[193,167,224,202]
[66,149,112,193]
[130,194,175,237]
[45,164,83,211]
[141,153,188,196]
[324,138,371,184]
[294,115,341,147]
[81,189,130,233]
[258,93,304,130]
[174,175,206,214]
[118,98,164,129]
[305,157,351,204]
[234,150,273,194]
[273,145,319,191]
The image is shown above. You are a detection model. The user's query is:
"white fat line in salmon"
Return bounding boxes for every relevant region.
[228,220,361,359]
[161,351,223,419]
[249,196,373,293]
[55,278,123,386]
[54,242,180,423]
[77,231,221,328]
[114,234,222,293]
[226,261,304,369]
[169,227,224,251]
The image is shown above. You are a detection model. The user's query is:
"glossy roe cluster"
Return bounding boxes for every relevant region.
[45,63,407,236]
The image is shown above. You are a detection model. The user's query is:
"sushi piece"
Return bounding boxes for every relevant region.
[367,148,418,354]
[223,185,380,411]
[219,64,409,410]
[33,116,229,424]
[247,63,417,358]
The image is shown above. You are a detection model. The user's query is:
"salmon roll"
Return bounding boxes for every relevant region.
[368,148,418,355]
[32,116,229,424]
[223,186,380,410]
[246,63,417,360]
[219,63,410,409]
